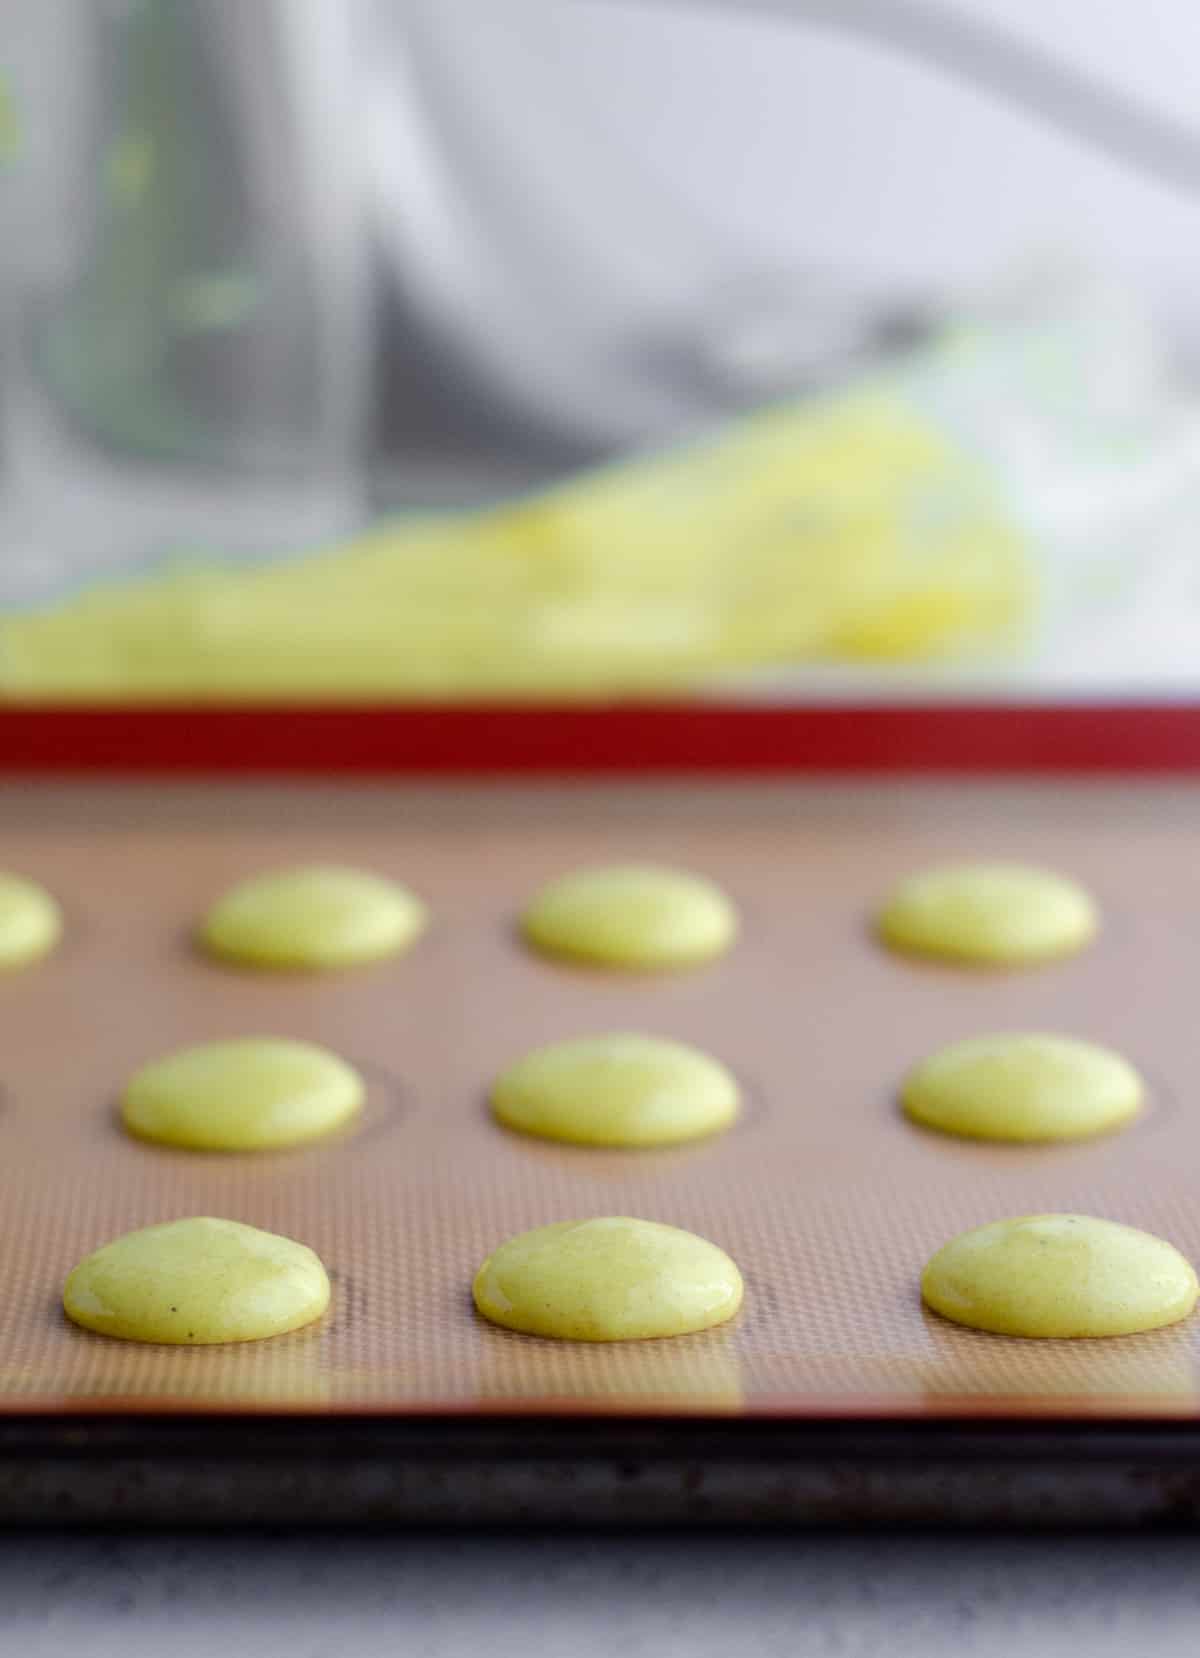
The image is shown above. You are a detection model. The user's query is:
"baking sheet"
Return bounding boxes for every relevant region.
[1,778,1199,1421]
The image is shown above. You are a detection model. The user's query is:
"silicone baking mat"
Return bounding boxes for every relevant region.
[2,777,1199,1421]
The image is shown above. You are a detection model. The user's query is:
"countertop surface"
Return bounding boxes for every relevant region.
[7,1532,1200,1656]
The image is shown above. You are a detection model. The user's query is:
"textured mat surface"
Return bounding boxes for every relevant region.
[0,780,1196,1418]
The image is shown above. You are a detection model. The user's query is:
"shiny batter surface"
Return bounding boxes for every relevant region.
[921,1215,1197,1338]
[902,1033,1143,1142]
[200,864,426,970]
[0,872,61,969]
[491,1034,740,1147]
[521,865,737,969]
[877,862,1097,966]
[63,1217,331,1344]
[473,1217,744,1340]
[121,1038,365,1151]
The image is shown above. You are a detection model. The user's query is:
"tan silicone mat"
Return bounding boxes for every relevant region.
[2,778,1199,1420]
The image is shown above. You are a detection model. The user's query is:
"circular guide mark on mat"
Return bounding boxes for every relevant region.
[320,1265,369,1338]
[735,1261,780,1320]
[341,1059,407,1152]
[728,1070,769,1139]
[1126,1064,1179,1142]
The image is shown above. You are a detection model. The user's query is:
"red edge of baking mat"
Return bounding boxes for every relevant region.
[3,701,1200,774]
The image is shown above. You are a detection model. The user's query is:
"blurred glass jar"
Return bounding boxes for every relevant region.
[1,0,370,605]
[8,0,1195,614]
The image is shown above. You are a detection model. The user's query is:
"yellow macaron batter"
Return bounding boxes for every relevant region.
[921,1214,1197,1338]
[121,1037,365,1151]
[200,864,426,970]
[521,864,737,970]
[902,1033,1144,1143]
[491,1033,740,1148]
[63,1217,331,1344]
[0,871,62,969]
[473,1217,744,1340]
[877,861,1097,966]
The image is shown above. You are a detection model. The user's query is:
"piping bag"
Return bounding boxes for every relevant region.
[1,279,1193,701]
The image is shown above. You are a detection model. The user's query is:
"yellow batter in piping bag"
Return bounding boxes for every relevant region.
[0,332,1035,700]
